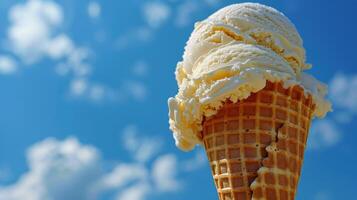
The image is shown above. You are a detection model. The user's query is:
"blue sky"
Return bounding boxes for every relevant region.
[0,0,356,200]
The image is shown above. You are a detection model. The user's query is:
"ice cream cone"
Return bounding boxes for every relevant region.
[201,81,315,200]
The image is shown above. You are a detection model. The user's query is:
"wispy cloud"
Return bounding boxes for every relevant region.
[174,0,223,28]
[115,0,222,49]
[309,119,341,150]
[69,78,117,103]
[152,154,181,192]
[181,149,207,172]
[308,72,357,150]
[56,47,92,77]
[115,27,153,50]
[67,62,149,103]
[122,125,161,163]
[314,191,332,200]
[122,81,148,101]
[87,1,101,19]
[175,1,198,27]
[115,182,150,200]
[132,61,148,77]
[329,73,357,113]
[0,55,17,74]
[116,1,170,50]
[143,2,171,28]
[100,164,148,190]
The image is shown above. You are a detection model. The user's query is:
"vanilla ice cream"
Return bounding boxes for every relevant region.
[168,3,331,151]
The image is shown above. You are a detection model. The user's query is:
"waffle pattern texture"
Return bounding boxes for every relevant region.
[201,81,315,200]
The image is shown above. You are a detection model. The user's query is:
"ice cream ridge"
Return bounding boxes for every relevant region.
[168,2,331,200]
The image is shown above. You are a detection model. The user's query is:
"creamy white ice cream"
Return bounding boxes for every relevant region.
[168,3,331,151]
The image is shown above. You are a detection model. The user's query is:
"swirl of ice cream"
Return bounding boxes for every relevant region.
[168,3,331,151]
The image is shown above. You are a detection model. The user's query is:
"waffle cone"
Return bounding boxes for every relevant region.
[201,81,315,200]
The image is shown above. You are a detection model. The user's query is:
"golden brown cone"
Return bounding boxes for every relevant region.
[201,81,315,200]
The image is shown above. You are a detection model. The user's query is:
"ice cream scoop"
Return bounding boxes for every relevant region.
[168,3,331,151]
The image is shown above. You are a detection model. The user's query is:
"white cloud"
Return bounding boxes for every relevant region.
[305,73,357,150]
[66,47,92,77]
[115,0,225,49]
[115,183,150,200]
[152,154,181,192]
[116,27,153,50]
[89,85,106,101]
[122,125,161,163]
[6,0,92,76]
[70,78,88,96]
[87,1,101,19]
[143,2,171,28]
[46,34,74,59]
[0,128,207,200]
[181,149,207,172]
[54,63,70,76]
[124,81,148,101]
[174,0,224,28]
[309,119,341,150]
[175,1,198,27]
[68,74,149,103]
[132,61,148,77]
[5,0,104,103]
[0,55,17,74]
[314,191,332,200]
[100,164,148,190]
[69,78,116,102]
[329,73,357,112]
[115,2,171,50]
[7,0,64,63]
[0,137,102,200]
